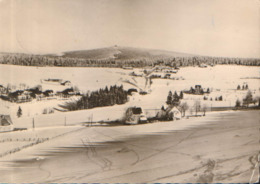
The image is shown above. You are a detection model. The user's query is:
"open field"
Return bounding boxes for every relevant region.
[0,126,82,159]
[0,110,259,183]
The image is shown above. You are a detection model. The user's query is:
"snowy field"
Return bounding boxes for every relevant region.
[0,64,259,128]
[0,110,259,183]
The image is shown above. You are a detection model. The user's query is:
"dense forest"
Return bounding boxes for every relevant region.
[0,53,259,68]
[60,85,128,111]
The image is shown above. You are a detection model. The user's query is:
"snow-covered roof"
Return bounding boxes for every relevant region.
[0,115,13,126]
[169,106,181,113]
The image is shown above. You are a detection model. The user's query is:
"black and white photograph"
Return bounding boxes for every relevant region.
[0,0,259,183]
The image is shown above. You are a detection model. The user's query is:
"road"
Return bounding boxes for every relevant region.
[0,110,259,183]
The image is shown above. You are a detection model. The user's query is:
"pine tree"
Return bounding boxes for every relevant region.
[161,105,165,111]
[173,91,179,100]
[180,91,184,99]
[237,85,241,90]
[190,87,194,93]
[166,91,173,105]
[243,90,253,107]
[17,106,22,118]
[245,84,248,90]
[218,96,223,101]
[172,91,180,106]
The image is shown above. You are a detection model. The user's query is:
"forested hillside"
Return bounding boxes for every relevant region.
[0,46,259,67]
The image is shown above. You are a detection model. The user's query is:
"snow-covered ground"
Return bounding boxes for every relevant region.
[0,110,259,183]
[0,64,259,128]
[0,64,259,182]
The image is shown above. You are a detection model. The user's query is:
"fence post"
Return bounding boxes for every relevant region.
[90,114,93,127]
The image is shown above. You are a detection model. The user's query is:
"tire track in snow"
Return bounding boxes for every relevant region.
[91,128,140,166]
[81,137,112,171]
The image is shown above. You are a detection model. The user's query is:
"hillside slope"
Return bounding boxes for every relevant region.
[62,46,195,60]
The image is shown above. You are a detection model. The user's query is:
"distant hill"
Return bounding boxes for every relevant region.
[1,47,259,67]
[61,46,195,60]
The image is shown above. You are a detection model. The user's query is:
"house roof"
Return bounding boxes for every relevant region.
[62,81,71,83]
[127,107,143,114]
[169,106,181,112]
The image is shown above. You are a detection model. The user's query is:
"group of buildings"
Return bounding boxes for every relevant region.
[0,80,78,103]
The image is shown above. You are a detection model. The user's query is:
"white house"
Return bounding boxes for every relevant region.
[168,106,182,120]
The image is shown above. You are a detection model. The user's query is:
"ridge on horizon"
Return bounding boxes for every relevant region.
[1,46,259,59]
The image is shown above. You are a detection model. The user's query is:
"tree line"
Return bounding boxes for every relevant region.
[235,90,260,108]
[60,85,128,111]
[0,54,259,68]
[166,90,183,106]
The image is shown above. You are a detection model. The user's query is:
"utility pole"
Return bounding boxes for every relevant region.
[64,116,66,126]
[91,114,93,127]
[32,117,35,130]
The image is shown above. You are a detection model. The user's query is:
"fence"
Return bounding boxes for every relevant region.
[12,106,127,129]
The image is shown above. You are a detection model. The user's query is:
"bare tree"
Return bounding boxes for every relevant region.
[202,104,208,116]
[253,96,260,107]
[180,102,189,117]
[189,107,193,116]
[235,99,241,107]
[194,100,201,116]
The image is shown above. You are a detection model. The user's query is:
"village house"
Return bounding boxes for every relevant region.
[61,81,72,86]
[194,85,203,95]
[41,78,63,85]
[8,90,23,102]
[162,69,178,74]
[156,104,182,121]
[0,85,6,94]
[199,64,207,68]
[122,66,133,70]
[35,93,45,100]
[43,90,54,97]
[125,106,147,124]
[17,91,32,102]
[57,88,76,98]
[0,115,14,132]
[163,74,171,79]
[168,106,182,120]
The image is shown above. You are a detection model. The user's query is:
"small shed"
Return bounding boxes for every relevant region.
[0,115,14,132]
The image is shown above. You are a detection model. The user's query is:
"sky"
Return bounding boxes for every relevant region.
[0,0,259,58]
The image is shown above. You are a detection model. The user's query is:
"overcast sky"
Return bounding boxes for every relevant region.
[0,0,259,58]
